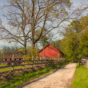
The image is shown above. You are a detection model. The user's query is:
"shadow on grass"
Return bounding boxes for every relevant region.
[21,64,67,88]
[0,62,68,88]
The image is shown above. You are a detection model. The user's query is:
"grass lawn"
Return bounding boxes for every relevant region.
[0,62,67,88]
[0,65,32,72]
[71,65,88,88]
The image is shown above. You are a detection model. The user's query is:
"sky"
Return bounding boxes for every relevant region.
[71,0,88,5]
[0,0,88,48]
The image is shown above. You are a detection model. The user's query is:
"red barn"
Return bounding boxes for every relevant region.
[39,44,61,58]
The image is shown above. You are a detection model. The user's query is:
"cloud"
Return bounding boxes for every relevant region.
[0,40,21,48]
[71,0,88,10]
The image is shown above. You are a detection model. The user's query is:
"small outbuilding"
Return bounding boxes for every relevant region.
[39,44,61,59]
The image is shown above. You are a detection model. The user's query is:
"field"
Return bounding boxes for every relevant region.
[0,60,50,72]
[0,63,32,72]
[71,65,88,88]
[0,62,67,88]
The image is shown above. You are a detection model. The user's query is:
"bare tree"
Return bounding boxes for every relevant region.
[0,0,71,54]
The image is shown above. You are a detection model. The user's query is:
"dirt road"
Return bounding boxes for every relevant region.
[23,63,77,88]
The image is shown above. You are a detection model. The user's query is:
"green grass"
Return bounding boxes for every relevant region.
[0,62,67,88]
[0,67,12,72]
[71,65,88,88]
[0,65,31,72]
[0,64,7,67]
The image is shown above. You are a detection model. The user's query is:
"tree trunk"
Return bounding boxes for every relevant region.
[31,0,35,51]
[24,42,27,55]
[31,40,35,58]
[23,33,27,55]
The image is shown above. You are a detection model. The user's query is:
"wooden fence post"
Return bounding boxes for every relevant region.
[12,54,15,71]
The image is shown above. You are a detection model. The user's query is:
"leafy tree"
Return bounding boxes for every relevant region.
[58,15,88,62]
[23,46,39,60]
[80,15,88,30]
[59,33,80,62]
[80,27,88,57]
[35,28,49,47]
[66,20,82,33]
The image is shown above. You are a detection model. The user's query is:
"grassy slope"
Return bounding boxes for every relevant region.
[71,65,88,88]
[0,65,32,72]
[0,63,67,88]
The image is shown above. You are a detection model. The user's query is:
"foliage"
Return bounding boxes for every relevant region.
[0,47,22,59]
[37,28,49,47]
[23,47,39,60]
[80,15,88,30]
[0,46,39,61]
[66,20,82,33]
[66,16,88,33]
[60,33,80,62]
[55,15,88,62]
[80,28,88,57]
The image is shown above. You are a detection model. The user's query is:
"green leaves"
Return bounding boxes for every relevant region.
[60,33,80,61]
[66,20,82,33]
[57,15,88,62]
[80,16,88,30]
[80,29,88,57]
[61,15,88,61]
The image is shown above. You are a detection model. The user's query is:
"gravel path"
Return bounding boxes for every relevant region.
[23,63,77,88]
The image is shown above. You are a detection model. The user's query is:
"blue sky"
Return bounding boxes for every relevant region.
[0,0,88,48]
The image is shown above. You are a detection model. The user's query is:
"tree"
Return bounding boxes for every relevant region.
[80,27,88,57]
[80,15,88,30]
[1,46,20,58]
[58,20,81,61]
[58,15,88,62]
[65,20,82,33]
[0,0,71,54]
[59,32,80,62]
[34,28,49,47]
[65,16,88,34]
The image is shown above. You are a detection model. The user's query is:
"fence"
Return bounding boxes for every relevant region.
[0,59,58,74]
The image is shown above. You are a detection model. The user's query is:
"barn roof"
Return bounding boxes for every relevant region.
[39,44,51,53]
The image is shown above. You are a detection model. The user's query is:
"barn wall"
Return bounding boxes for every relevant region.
[39,45,60,58]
